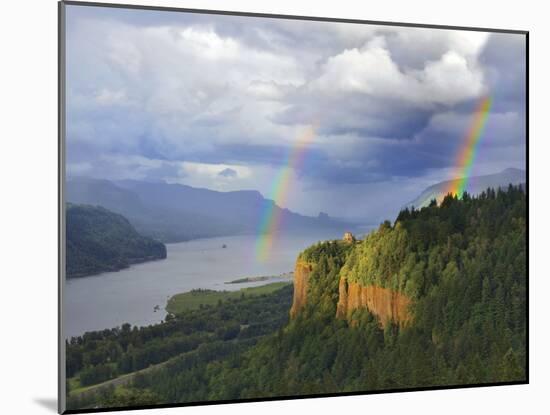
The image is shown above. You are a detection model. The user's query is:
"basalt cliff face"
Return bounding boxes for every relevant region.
[289,260,314,318]
[336,278,412,327]
[290,259,412,327]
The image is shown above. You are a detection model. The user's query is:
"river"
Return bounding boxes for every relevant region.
[64,231,343,338]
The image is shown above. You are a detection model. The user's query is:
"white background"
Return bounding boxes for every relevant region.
[0,0,545,414]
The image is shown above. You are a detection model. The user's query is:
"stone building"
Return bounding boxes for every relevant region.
[343,232,355,243]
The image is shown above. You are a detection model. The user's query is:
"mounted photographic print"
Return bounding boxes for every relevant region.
[58,1,528,413]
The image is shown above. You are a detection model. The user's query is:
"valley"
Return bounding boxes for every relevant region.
[65,185,526,410]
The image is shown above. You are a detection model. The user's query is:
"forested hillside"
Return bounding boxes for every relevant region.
[344,184,526,300]
[406,168,525,209]
[66,284,293,409]
[66,204,167,278]
[66,186,526,409]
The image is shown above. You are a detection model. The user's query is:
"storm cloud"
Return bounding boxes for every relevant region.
[65,5,526,221]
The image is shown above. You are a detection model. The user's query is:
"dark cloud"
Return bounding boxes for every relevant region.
[479,32,527,113]
[218,167,238,178]
[65,4,527,219]
[273,93,433,140]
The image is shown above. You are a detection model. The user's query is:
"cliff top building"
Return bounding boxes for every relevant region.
[343,232,355,243]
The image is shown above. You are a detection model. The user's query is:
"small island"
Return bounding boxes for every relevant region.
[225,271,294,284]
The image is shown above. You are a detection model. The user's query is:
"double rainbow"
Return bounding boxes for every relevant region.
[255,125,317,261]
[445,96,493,198]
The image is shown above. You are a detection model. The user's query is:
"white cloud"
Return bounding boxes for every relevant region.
[311,36,486,106]
[95,88,129,106]
[68,18,309,155]
[180,161,251,180]
[246,80,286,100]
[448,31,489,57]
[65,8,525,219]
[68,17,493,159]
[312,37,401,95]
[417,51,484,103]
[177,26,241,60]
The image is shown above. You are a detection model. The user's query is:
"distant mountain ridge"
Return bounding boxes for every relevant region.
[66,177,343,243]
[66,204,167,278]
[406,168,526,209]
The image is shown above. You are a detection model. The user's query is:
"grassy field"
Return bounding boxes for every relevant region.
[166,281,291,315]
[225,276,270,284]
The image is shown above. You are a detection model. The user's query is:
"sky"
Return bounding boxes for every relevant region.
[65,4,526,223]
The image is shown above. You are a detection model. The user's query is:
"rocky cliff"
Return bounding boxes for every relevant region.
[289,260,314,318]
[290,255,412,327]
[289,235,413,327]
[336,278,412,327]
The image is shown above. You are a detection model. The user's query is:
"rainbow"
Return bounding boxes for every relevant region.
[255,124,317,261]
[445,95,493,198]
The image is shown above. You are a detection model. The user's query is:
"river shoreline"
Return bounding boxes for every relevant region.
[224,271,294,284]
[65,232,339,339]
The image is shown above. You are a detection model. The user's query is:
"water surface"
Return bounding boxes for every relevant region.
[64,232,341,338]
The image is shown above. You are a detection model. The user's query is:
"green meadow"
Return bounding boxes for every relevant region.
[166,281,291,315]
